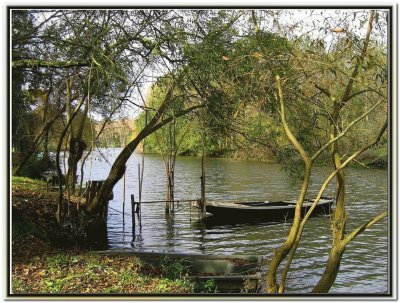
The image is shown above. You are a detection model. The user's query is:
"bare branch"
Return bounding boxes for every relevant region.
[12,59,89,69]
[345,88,386,103]
[341,10,376,106]
[311,100,385,161]
[311,81,331,98]
[276,75,310,165]
[343,211,388,246]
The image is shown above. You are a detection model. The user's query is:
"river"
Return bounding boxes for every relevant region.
[77,148,389,294]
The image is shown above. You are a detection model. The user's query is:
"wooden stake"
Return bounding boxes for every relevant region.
[123,172,126,224]
[131,194,136,237]
[138,163,142,225]
[200,136,206,221]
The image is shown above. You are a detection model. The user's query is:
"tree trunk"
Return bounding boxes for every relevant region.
[66,137,86,193]
[313,245,345,293]
[66,80,90,194]
[41,91,50,162]
[312,104,347,292]
[55,96,86,223]
[266,76,312,293]
[86,134,145,214]
[311,11,376,293]
[85,76,200,224]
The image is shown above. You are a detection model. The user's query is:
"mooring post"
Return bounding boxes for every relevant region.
[189,200,192,223]
[123,172,126,224]
[138,163,142,225]
[171,169,175,211]
[131,194,135,235]
[166,170,171,214]
[200,146,206,221]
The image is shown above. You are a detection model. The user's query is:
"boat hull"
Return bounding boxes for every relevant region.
[205,198,333,224]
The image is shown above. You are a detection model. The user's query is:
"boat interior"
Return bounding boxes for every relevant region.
[235,201,297,207]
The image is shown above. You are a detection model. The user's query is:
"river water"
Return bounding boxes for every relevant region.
[78,148,389,294]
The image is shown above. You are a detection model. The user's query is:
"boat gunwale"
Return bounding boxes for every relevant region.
[206,198,334,211]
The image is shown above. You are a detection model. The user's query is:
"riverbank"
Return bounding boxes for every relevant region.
[138,145,387,169]
[10,177,203,294]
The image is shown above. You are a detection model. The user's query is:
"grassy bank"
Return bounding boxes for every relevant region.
[12,250,194,294]
[11,177,209,294]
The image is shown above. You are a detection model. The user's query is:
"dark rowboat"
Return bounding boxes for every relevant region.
[204,197,334,223]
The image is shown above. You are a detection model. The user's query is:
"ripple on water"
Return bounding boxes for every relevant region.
[74,150,389,294]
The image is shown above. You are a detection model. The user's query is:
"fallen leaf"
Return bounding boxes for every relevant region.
[330,27,346,33]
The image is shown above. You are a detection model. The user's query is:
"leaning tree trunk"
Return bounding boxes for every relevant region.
[86,133,146,214]
[84,76,202,222]
[312,120,388,293]
[85,78,180,215]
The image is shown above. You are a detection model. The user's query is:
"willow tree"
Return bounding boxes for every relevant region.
[183,8,389,293]
[85,9,244,218]
[241,9,389,293]
[310,10,388,293]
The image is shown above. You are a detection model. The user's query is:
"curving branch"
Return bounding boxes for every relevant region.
[148,104,204,134]
[341,10,375,106]
[342,211,387,246]
[345,88,386,102]
[276,75,310,165]
[311,100,385,161]
[267,75,313,293]
[12,59,89,69]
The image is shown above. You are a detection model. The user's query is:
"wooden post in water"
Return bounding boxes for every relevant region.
[170,169,174,211]
[200,140,206,221]
[131,194,135,236]
[189,200,192,223]
[141,115,146,223]
[172,115,176,212]
[138,163,142,225]
[122,172,126,224]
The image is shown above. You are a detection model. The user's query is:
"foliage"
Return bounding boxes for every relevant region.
[17,156,56,179]
[160,255,191,280]
[12,214,42,240]
[193,279,217,293]
[11,11,37,155]
[12,176,47,192]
